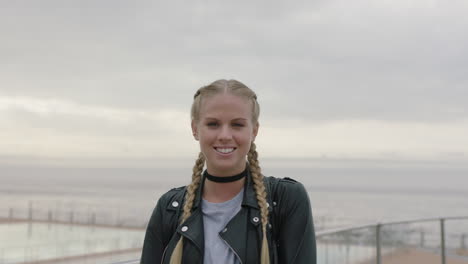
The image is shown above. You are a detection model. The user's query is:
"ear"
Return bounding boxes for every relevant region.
[252,122,259,141]
[191,120,199,141]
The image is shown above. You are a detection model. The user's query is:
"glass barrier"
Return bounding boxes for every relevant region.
[316,216,468,264]
[2,201,467,264]
[0,222,143,264]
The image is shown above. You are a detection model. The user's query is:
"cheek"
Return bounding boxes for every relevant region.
[198,130,215,142]
[234,131,254,143]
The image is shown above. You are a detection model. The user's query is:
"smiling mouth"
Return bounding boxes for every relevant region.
[214,147,236,154]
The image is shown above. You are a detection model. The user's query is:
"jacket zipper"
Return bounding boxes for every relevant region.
[161,246,168,264]
[220,235,243,264]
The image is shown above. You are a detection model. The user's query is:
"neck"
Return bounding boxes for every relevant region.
[203,169,247,203]
[204,167,247,183]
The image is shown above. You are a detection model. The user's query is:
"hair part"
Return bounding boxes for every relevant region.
[191,79,260,124]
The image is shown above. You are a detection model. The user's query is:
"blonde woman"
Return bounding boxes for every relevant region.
[141,79,316,264]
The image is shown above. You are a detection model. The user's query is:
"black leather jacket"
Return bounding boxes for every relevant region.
[141,171,316,264]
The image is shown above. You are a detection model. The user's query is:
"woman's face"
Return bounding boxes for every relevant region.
[192,93,258,176]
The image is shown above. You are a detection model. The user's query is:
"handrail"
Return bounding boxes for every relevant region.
[316,215,468,264]
[113,215,468,264]
[316,215,468,237]
[112,260,139,264]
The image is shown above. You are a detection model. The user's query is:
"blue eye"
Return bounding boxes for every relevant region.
[233,123,244,127]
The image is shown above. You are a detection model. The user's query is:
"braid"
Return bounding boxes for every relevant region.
[170,152,205,264]
[248,142,270,264]
[181,152,205,223]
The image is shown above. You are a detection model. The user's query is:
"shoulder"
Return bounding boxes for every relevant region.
[159,185,186,201]
[156,186,186,210]
[145,186,187,247]
[264,176,310,213]
[264,176,307,196]
[147,186,186,228]
[264,175,300,184]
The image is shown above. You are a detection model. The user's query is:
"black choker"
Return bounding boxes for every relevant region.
[204,168,247,183]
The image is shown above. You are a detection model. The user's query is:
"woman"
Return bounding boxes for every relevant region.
[141,79,316,264]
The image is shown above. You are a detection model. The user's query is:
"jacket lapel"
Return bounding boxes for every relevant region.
[176,209,204,264]
[176,178,206,262]
[177,168,263,264]
[221,169,263,263]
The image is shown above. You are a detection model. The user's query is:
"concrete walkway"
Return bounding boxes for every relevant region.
[361,248,468,264]
[17,248,141,264]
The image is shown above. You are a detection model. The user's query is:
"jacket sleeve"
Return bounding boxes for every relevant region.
[140,196,167,264]
[276,180,317,264]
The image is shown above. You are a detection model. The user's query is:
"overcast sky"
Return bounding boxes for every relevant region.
[1,0,467,167]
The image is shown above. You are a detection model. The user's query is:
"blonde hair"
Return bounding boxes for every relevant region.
[170,79,270,264]
[190,79,260,123]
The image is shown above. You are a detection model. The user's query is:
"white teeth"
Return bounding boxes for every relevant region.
[216,148,234,154]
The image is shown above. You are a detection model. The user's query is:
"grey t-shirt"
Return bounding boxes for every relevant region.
[201,188,244,264]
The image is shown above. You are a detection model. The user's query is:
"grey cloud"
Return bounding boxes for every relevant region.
[1,105,187,138]
[1,1,467,121]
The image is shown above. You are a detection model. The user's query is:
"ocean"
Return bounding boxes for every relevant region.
[1,164,467,230]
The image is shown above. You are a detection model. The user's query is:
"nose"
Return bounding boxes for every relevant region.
[217,125,233,142]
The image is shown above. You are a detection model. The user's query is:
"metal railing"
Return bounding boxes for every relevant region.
[3,213,466,264]
[0,200,148,228]
[113,260,139,264]
[316,216,468,264]
[0,200,146,264]
[0,222,144,264]
[111,216,468,264]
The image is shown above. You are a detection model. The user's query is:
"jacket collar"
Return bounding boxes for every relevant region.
[192,166,259,210]
[180,166,262,263]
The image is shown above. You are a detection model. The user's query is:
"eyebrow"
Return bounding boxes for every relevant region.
[204,117,248,121]
[232,118,248,122]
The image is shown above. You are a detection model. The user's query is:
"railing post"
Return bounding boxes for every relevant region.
[69,211,74,230]
[48,210,53,229]
[325,241,329,264]
[70,211,74,224]
[92,212,96,225]
[420,230,425,248]
[376,223,381,264]
[440,218,446,264]
[461,233,466,250]
[28,201,33,221]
